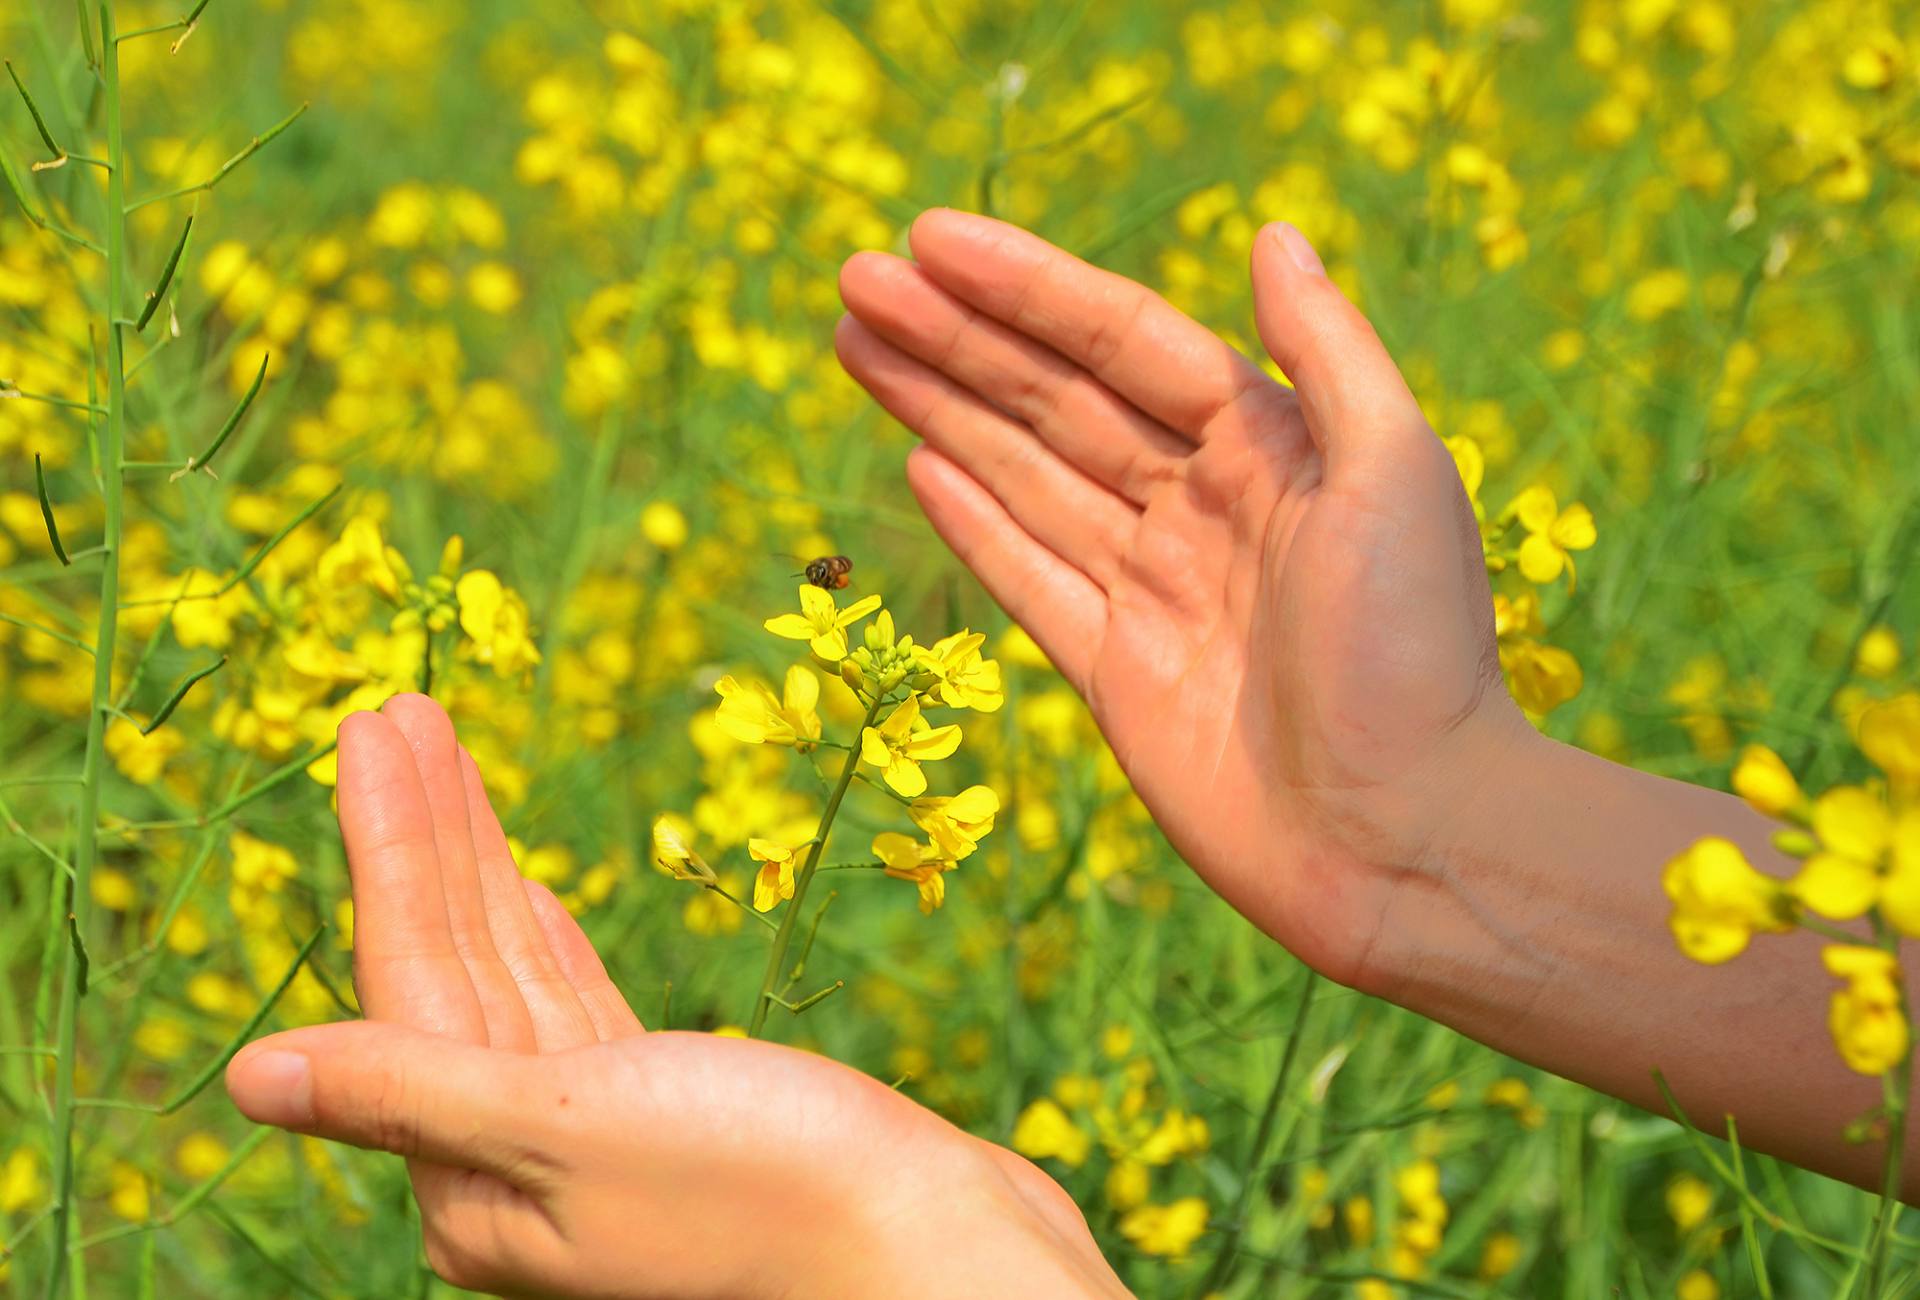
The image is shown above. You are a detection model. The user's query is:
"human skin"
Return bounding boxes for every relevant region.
[225,696,1129,1300]
[833,208,1919,1199]
[230,211,1914,1298]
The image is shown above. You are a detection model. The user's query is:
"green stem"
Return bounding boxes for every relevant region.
[1865,919,1911,1297]
[746,695,883,1037]
[44,7,124,1295]
[1193,970,1319,1298]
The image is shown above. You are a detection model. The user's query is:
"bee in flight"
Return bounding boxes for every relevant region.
[801,555,854,590]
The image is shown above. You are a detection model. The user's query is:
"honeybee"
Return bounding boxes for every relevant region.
[801,555,854,590]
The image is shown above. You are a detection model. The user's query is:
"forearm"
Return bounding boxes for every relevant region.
[1363,721,1918,1198]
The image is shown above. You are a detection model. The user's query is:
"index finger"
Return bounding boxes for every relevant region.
[338,710,488,1043]
[907,208,1269,442]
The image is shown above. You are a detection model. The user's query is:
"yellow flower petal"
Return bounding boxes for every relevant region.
[1550,503,1597,550]
[1512,484,1558,533]
[1517,532,1565,584]
[835,592,883,627]
[884,753,928,797]
[1812,786,1892,864]
[763,612,816,641]
[902,722,963,761]
[1789,852,1880,921]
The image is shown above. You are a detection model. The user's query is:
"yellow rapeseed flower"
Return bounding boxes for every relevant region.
[1665,1173,1714,1233]
[748,838,803,912]
[1824,945,1909,1076]
[916,629,1004,712]
[715,666,821,748]
[908,784,999,860]
[1791,786,1892,921]
[1860,692,1920,797]
[859,695,961,798]
[1509,485,1597,587]
[872,831,951,914]
[763,584,881,662]
[1117,1197,1209,1259]
[1732,743,1804,817]
[651,813,715,883]
[1662,837,1792,963]
[1011,1097,1091,1168]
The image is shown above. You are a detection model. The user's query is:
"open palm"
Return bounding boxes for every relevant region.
[838,213,1526,982]
[226,695,1119,1299]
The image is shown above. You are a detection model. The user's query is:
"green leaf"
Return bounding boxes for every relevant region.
[34,452,71,565]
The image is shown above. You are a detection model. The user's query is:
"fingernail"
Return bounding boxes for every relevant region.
[1272,222,1326,276]
[232,1050,312,1127]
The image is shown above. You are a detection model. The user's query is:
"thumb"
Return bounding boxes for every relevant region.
[225,1020,554,1179]
[1250,221,1429,487]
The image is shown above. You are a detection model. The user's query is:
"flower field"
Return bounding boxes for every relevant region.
[2,0,1918,1295]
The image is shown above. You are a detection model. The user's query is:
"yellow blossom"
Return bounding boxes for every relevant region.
[1508,485,1597,587]
[651,813,715,883]
[916,629,1004,712]
[456,569,543,678]
[1731,744,1803,817]
[872,831,952,914]
[1011,1097,1091,1167]
[860,695,961,798]
[639,500,688,550]
[908,784,999,860]
[1792,786,1891,921]
[104,717,185,785]
[1105,1159,1150,1211]
[1662,837,1791,963]
[748,837,803,912]
[1665,1173,1713,1232]
[1855,626,1902,680]
[1117,1197,1209,1259]
[1479,1231,1522,1281]
[1860,693,1920,797]
[763,584,882,662]
[1677,1270,1720,1300]
[715,666,821,748]
[1824,945,1909,1076]
[1,1147,45,1214]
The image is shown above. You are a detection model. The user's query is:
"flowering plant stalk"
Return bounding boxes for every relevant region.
[651,582,1003,1038]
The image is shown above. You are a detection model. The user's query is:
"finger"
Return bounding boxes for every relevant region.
[839,250,1189,507]
[904,445,1105,693]
[337,711,487,1042]
[907,208,1270,442]
[380,695,538,1052]
[457,748,604,1051]
[225,1022,560,1184]
[837,316,1135,591]
[1249,221,1430,489]
[522,879,645,1041]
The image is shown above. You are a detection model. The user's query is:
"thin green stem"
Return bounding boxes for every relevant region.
[1864,916,1910,1297]
[1192,970,1319,1298]
[747,695,883,1037]
[43,7,126,1293]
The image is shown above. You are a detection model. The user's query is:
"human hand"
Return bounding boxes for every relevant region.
[836,212,1535,986]
[224,695,1125,1300]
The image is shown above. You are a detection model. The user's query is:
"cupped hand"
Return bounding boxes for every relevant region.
[837,212,1535,985]
[225,695,1123,1300]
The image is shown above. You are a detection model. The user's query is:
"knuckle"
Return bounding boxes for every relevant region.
[368,1063,422,1158]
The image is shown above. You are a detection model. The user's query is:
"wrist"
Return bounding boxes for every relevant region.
[800,1136,1126,1299]
[1344,709,1566,1007]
